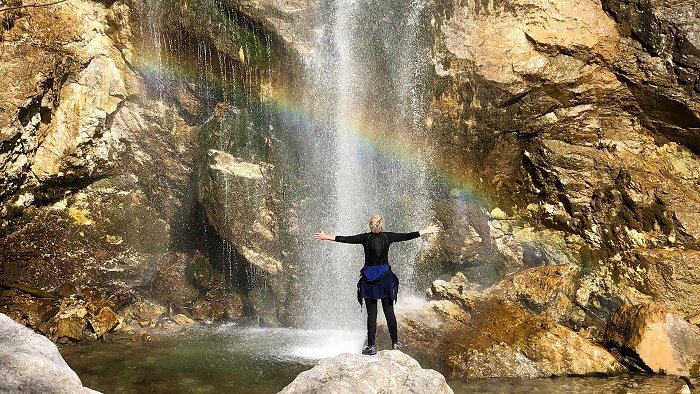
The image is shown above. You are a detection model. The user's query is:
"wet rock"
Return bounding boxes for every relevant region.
[222,0,315,56]
[121,301,167,325]
[400,298,623,378]
[198,148,283,324]
[0,313,100,393]
[192,300,225,322]
[153,253,200,306]
[428,273,484,311]
[172,314,195,325]
[55,316,87,341]
[279,350,454,394]
[605,303,700,376]
[185,254,223,295]
[198,149,280,275]
[89,307,118,337]
[224,293,245,320]
[54,283,79,298]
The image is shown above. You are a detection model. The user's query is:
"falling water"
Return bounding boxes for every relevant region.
[299,0,433,333]
[131,0,432,353]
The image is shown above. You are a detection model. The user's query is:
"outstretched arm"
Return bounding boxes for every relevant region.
[313,229,335,241]
[419,223,441,236]
[386,223,442,243]
[315,229,368,244]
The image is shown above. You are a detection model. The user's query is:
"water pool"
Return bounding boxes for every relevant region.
[60,325,687,393]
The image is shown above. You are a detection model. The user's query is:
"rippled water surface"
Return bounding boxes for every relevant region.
[60,326,687,393]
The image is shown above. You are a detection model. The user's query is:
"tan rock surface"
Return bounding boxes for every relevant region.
[172,314,195,325]
[428,0,700,324]
[89,307,118,337]
[55,316,87,341]
[485,263,581,323]
[400,298,622,378]
[605,303,700,376]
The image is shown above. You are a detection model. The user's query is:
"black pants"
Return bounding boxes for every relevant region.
[365,297,397,347]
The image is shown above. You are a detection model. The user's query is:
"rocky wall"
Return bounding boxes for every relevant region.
[0,0,263,338]
[425,0,700,321]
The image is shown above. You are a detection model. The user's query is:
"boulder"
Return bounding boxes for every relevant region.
[399,298,623,379]
[279,350,454,394]
[485,263,581,324]
[0,313,100,393]
[605,303,700,376]
[55,316,87,342]
[121,301,167,325]
[89,307,118,337]
[428,273,484,311]
[192,300,226,321]
[197,148,283,324]
[172,314,195,325]
[198,149,280,276]
[153,253,200,306]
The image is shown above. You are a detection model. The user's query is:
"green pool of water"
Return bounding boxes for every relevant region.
[60,325,687,393]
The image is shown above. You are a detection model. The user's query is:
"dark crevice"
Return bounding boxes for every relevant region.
[497,89,531,108]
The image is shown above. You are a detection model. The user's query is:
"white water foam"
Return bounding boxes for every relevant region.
[215,325,366,361]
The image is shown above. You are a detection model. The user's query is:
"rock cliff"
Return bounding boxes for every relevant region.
[426,0,700,321]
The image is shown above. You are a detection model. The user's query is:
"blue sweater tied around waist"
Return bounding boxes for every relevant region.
[357,263,399,306]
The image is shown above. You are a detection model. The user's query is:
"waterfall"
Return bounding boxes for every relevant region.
[298,0,433,333]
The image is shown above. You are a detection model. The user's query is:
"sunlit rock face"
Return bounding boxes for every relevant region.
[197,147,284,325]
[427,0,700,320]
[397,297,623,379]
[606,303,700,376]
[0,0,242,335]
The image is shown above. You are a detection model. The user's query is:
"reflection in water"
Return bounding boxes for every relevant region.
[60,326,685,394]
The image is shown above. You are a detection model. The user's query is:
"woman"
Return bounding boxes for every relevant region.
[313,214,441,355]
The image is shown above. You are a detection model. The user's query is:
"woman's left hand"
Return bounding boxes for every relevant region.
[313,229,328,240]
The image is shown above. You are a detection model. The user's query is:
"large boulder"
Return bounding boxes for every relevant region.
[279,350,454,394]
[197,147,284,324]
[485,263,582,325]
[0,313,99,393]
[605,303,700,376]
[399,298,623,378]
[153,253,200,306]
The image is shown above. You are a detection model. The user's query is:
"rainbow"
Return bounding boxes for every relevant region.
[132,50,493,211]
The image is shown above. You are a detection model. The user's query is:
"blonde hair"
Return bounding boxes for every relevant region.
[369,214,384,234]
